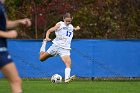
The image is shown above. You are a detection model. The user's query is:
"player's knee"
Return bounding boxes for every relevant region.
[39,55,43,61]
[11,77,22,84]
[40,58,44,62]
[15,77,22,84]
[39,57,45,62]
[65,62,71,68]
[39,55,50,62]
[39,56,43,61]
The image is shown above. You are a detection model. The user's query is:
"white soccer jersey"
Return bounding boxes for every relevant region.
[52,21,74,49]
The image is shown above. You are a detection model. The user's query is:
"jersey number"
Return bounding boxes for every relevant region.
[66,31,72,37]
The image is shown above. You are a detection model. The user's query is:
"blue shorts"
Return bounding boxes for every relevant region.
[0,51,13,68]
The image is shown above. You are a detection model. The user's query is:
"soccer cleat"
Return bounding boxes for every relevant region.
[65,75,76,83]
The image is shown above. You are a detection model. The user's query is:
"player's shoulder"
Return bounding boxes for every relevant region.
[55,21,63,27]
[0,4,3,11]
[69,24,73,27]
[0,3,4,9]
[0,4,5,14]
[55,21,63,28]
[69,24,74,29]
[56,21,64,24]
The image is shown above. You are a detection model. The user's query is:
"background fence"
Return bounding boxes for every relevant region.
[0,39,140,78]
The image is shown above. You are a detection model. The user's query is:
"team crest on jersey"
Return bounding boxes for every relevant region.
[62,27,73,32]
[62,27,68,30]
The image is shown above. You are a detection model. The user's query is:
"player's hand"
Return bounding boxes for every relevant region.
[19,18,32,27]
[75,26,80,31]
[45,37,51,41]
[7,30,18,38]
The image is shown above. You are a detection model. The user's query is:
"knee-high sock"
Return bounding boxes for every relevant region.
[40,40,47,52]
[65,68,71,80]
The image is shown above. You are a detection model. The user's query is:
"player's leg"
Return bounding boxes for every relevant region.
[61,55,71,80]
[39,39,52,61]
[61,55,76,83]
[40,52,52,61]
[1,62,22,93]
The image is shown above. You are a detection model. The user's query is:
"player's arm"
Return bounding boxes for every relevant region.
[74,26,80,31]
[6,18,31,29]
[0,30,17,38]
[45,23,60,41]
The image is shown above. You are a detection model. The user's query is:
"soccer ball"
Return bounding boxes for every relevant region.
[51,74,62,83]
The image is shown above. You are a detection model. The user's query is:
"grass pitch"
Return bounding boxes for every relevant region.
[0,79,140,93]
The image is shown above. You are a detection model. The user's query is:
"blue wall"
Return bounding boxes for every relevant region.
[0,39,140,78]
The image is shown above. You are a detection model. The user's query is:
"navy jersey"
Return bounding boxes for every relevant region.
[0,3,7,48]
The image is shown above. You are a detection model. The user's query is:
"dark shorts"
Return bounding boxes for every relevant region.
[0,51,13,68]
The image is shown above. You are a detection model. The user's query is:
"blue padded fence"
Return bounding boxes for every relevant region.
[0,39,140,78]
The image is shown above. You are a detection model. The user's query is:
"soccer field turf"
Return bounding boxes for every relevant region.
[0,80,140,93]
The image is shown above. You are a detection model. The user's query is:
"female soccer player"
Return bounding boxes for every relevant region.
[39,12,80,83]
[0,0,31,93]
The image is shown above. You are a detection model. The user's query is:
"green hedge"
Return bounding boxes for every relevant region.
[5,0,140,39]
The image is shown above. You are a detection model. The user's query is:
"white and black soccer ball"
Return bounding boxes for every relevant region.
[51,74,62,83]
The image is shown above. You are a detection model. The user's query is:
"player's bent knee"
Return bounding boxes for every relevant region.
[39,53,52,62]
[39,56,46,62]
[40,58,44,62]
[39,55,44,61]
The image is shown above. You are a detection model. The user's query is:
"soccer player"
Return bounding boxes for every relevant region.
[39,12,80,83]
[0,0,31,93]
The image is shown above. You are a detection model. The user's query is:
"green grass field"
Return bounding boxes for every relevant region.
[0,80,140,93]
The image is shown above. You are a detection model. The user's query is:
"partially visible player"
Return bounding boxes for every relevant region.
[39,12,80,83]
[0,0,31,93]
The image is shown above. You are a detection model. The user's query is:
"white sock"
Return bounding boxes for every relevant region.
[65,68,71,80]
[40,40,47,52]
